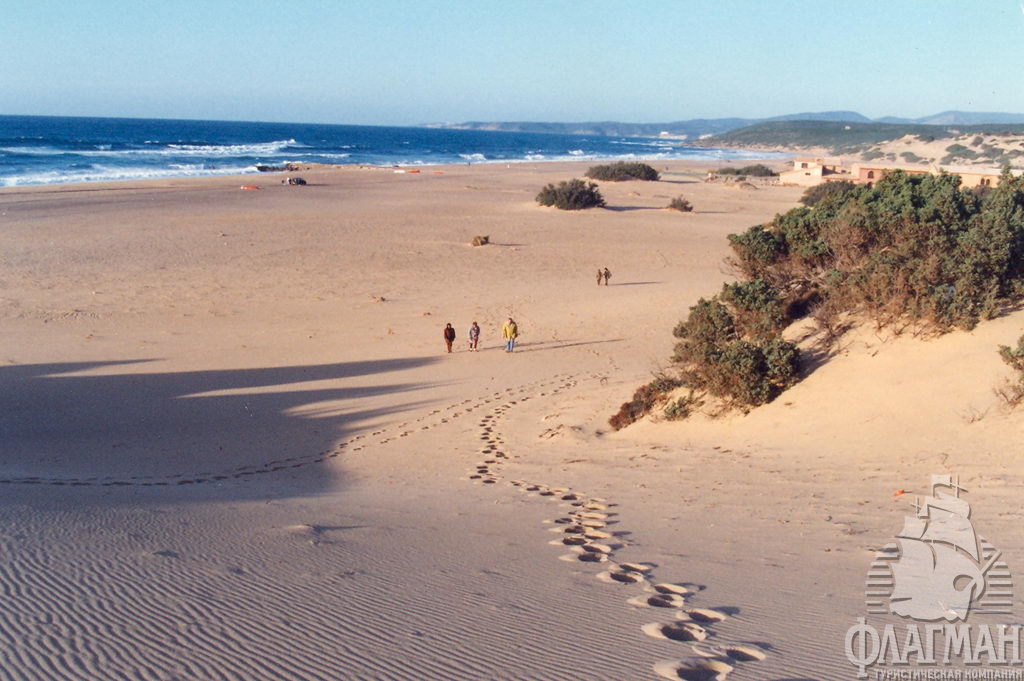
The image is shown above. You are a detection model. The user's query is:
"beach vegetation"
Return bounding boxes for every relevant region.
[799,180,856,207]
[995,335,1024,408]
[609,374,684,430]
[535,178,605,210]
[612,166,1024,427]
[714,164,778,177]
[729,168,1024,331]
[662,391,703,421]
[585,162,660,182]
[667,196,693,212]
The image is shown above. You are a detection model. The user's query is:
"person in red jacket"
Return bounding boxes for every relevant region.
[443,323,456,353]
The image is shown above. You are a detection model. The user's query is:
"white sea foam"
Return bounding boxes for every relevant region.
[459,153,487,162]
[2,139,297,159]
[0,164,259,187]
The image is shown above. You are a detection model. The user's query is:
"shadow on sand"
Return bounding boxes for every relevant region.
[0,356,439,503]
[511,338,625,354]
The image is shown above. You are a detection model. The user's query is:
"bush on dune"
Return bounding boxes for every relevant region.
[535,178,605,210]
[996,335,1024,407]
[585,162,660,182]
[608,374,683,430]
[799,180,856,207]
[610,167,1024,427]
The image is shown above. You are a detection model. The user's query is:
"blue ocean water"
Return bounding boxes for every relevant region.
[0,115,785,187]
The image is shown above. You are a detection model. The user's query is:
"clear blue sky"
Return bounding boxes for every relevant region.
[3,0,1024,125]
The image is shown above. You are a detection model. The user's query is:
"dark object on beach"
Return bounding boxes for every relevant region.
[256,165,286,172]
[283,177,307,185]
[535,178,605,210]
[471,235,490,246]
[715,164,777,177]
[585,162,660,182]
[667,196,693,212]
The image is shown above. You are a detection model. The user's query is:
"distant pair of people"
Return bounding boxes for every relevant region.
[442,318,518,353]
[444,321,483,353]
[596,267,611,286]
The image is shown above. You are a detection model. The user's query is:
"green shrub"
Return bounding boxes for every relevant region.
[663,391,703,420]
[996,335,1024,407]
[715,164,778,177]
[726,225,786,281]
[535,178,605,210]
[670,290,799,409]
[740,168,1024,330]
[668,196,693,212]
[608,374,684,430]
[799,180,857,207]
[615,165,1024,427]
[720,279,787,341]
[699,339,799,407]
[900,151,924,163]
[585,162,659,182]
[862,150,884,161]
[999,335,1024,374]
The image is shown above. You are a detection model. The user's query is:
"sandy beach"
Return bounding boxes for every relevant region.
[3,160,1023,680]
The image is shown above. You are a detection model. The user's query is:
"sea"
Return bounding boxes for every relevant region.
[0,115,786,187]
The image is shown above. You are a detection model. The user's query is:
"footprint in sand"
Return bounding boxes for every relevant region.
[597,569,646,584]
[642,621,708,642]
[579,542,613,555]
[686,608,728,623]
[690,644,767,662]
[560,552,608,563]
[653,659,733,681]
[553,536,588,546]
[653,583,694,596]
[629,593,687,608]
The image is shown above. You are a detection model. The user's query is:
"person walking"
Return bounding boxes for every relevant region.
[443,323,456,353]
[468,321,480,351]
[502,317,519,353]
[596,268,603,286]
[603,267,611,286]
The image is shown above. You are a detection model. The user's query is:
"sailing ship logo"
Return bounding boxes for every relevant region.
[866,474,1012,621]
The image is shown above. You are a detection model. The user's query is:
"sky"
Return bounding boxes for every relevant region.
[3,1,1024,126]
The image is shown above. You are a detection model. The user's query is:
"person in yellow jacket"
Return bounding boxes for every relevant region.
[502,317,519,353]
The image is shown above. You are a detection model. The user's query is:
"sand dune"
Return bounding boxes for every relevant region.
[2,161,1023,680]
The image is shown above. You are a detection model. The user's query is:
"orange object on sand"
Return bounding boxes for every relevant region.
[432,171,444,175]
[893,489,905,497]
[406,169,421,174]
[240,185,260,190]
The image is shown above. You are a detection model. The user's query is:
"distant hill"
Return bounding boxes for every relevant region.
[424,111,872,139]
[425,111,1024,141]
[699,120,1024,153]
[877,111,1024,126]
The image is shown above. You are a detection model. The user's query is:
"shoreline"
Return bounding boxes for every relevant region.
[0,153,792,193]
